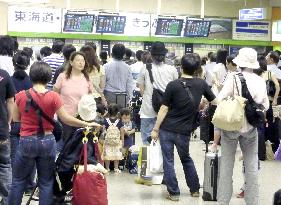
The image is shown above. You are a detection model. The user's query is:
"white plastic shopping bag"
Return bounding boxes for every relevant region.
[149,140,163,174]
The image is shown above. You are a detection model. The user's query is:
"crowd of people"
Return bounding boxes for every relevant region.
[0,34,280,205]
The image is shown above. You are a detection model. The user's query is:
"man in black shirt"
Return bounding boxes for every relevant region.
[151,53,216,201]
[0,69,15,205]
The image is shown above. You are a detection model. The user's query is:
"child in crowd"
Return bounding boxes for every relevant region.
[120,108,136,157]
[102,104,124,173]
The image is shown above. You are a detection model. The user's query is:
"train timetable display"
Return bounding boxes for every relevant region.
[155,18,184,36]
[63,14,95,33]
[184,20,211,37]
[96,15,126,34]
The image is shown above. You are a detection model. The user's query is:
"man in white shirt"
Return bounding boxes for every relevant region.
[205,53,217,86]
[130,50,144,91]
[266,51,281,79]
[43,40,65,89]
[217,48,269,205]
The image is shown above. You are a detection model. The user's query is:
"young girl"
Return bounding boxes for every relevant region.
[102,104,124,173]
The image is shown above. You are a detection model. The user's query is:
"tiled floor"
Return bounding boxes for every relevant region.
[22,133,281,205]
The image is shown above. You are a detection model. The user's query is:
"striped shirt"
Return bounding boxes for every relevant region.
[43,53,64,89]
[104,59,134,100]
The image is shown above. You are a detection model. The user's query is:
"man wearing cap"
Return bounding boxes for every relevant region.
[137,42,178,145]
[217,48,269,205]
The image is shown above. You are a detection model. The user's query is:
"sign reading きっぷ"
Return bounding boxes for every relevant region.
[124,13,151,36]
[8,6,62,33]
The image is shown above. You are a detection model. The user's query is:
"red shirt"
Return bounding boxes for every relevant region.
[16,89,63,137]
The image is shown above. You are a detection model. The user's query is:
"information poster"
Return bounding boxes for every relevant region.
[232,20,271,41]
[63,14,95,33]
[206,18,232,39]
[272,21,281,42]
[193,44,225,57]
[151,15,185,37]
[96,15,126,34]
[184,20,211,37]
[155,18,184,36]
[8,6,62,33]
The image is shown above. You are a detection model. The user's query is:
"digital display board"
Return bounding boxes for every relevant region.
[63,14,95,33]
[155,18,183,36]
[184,20,211,37]
[96,15,126,34]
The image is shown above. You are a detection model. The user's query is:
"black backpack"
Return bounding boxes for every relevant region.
[237,73,265,127]
[146,63,164,113]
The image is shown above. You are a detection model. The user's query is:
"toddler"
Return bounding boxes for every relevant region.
[120,108,136,157]
[102,104,124,173]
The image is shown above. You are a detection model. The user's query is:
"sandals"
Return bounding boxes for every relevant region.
[114,168,121,174]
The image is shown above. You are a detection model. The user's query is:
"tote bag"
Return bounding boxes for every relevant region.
[212,75,246,131]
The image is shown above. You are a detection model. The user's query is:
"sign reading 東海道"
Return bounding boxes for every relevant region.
[8,6,62,33]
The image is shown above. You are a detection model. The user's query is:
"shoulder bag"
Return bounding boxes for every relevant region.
[212,75,246,131]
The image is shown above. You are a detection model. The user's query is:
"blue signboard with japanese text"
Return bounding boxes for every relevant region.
[239,8,265,21]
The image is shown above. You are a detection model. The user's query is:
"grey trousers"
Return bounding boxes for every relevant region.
[218,128,259,205]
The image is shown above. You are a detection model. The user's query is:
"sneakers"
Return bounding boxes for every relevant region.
[166,193,180,201]
[191,191,200,197]
[236,190,244,198]
[134,177,152,186]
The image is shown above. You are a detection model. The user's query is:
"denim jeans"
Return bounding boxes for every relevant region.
[140,118,156,145]
[8,135,56,205]
[218,128,259,205]
[10,122,36,192]
[159,129,200,196]
[0,140,11,205]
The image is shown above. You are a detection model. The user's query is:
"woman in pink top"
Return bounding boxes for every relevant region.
[54,51,94,143]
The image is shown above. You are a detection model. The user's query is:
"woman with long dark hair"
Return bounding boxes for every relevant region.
[80,45,107,107]
[53,51,95,145]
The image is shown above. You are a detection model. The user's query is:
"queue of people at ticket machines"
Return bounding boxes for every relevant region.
[0,34,281,204]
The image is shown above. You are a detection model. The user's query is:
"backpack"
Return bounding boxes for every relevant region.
[237,73,265,127]
[104,119,121,146]
[146,63,164,113]
[266,71,276,97]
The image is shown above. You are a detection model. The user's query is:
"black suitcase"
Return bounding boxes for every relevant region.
[201,106,221,202]
[202,147,221,201]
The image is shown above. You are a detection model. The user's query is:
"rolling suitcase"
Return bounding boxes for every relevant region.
[202,118,221,201]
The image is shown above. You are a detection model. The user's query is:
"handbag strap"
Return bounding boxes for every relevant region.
[83,142,88,172]
[237,73,254,103]
[25,89,55,136]
[233,75,240,96]
[180,79,196,109]
[146,63,154,84]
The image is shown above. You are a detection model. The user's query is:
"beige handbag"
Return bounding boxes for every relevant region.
[212,75,246,131]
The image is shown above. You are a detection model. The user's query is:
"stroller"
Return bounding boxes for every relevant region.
[26,127,102,205]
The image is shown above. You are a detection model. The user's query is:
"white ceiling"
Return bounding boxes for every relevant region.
[0,0,50,5]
